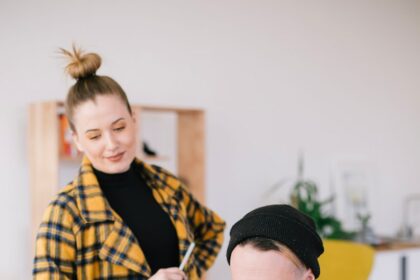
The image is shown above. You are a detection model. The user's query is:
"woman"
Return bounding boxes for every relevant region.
[33,46,226,280]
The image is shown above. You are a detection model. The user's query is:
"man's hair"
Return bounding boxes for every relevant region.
[240,236,280,251]
[239,237,307,271]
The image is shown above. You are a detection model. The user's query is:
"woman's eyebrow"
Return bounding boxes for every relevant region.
[112,117,125,124]
[85,128,100,134]
[84,118,125,133]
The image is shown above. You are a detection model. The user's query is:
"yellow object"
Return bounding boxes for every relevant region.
[318,240,375,280]
[33,156,226,279]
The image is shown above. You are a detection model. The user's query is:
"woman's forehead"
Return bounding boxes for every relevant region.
[73,95,131,128]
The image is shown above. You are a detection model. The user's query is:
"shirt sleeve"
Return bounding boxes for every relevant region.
[180,184,226,277]
[33,194,77,280]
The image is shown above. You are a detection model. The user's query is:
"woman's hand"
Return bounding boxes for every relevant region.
[149,267,187,280]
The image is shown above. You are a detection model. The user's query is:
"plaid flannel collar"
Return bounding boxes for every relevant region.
[72,156,165,224]
[70,156,173,276]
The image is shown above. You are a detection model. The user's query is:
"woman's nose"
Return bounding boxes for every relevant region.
[105,133,118,150]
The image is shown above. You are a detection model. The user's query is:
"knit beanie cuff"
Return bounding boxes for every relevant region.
[226,205,324,278]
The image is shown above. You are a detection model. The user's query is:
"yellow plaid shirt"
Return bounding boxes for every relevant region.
[33,157,225,279]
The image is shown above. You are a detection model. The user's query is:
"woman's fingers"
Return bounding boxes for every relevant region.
[149,267,187,280]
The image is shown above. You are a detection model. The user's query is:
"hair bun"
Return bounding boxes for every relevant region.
[60,45,101,79]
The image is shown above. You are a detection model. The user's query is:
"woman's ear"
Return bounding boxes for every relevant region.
[72,131,84,153]
[131,114,139,134]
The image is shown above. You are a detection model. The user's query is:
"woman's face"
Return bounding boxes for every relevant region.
[72,94,137,174]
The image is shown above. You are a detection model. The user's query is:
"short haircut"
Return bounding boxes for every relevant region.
[239,237,307,271]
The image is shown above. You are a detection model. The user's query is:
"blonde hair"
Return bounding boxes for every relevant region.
[60,45,132,131]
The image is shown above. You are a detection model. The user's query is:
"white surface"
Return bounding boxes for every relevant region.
[370,248,420,280]
[1,0,420,279]
[407,249,420,280]
[370,250,401,280]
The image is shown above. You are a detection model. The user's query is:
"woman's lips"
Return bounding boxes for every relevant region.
[106,152,125,162]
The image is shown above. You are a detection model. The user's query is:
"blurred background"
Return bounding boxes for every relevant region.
[1,0,420,278]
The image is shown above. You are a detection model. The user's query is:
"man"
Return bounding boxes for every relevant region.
[226,204,324,280]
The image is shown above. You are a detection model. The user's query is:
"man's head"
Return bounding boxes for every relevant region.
[226,205,324,280]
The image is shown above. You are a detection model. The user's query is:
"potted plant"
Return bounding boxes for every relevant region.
[275,154,355,239]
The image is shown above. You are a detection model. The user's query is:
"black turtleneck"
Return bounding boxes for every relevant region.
[93,162,180,273]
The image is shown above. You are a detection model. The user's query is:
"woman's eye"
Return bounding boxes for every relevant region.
[89,135,101,140]
[114,126,125,131]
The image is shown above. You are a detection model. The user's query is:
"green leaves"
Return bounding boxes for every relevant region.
[290,179,355,240]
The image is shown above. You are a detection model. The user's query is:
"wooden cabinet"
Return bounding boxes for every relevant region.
[28,101,205,252]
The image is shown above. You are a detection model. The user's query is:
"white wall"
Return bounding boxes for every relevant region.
[1,0,420,278]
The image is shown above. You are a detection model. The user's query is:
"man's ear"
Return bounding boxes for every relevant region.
[72,131,84,153]
[303,269,315,280]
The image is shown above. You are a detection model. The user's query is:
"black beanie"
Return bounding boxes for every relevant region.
[226,204,324,278]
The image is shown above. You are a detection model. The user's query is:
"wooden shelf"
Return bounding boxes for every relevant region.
[374,240,420,252]
[59,154,83,162]
[141,155,171,162]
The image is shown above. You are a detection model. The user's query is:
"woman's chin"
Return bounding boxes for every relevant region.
[107,162,131,173]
